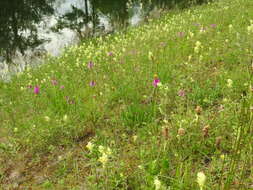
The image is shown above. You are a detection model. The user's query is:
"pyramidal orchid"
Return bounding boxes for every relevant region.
[34,86,40,94]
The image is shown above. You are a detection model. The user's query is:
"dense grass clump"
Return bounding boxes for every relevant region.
[0,0,253,189]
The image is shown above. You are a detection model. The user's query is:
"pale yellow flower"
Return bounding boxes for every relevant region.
[98,145,105,153]
[148,51,154,61]
[227,79,233,88]
[63,114,68,122]
[98,153,108,167]
[154,177,161,190]
[247,24,253,34]
[44,116,50,122]
[197,171,206,190]
[86,141,94,151]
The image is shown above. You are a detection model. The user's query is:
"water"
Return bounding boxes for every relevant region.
[0,0,207,79]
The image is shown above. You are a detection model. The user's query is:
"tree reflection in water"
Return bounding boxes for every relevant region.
[0,0,209,64]
[0,0,55,63]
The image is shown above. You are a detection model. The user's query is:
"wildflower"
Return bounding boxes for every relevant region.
[195,106,202,115]
[177,32,185,37]
[227,79,233,88]
[51,79,58,85]
[148,51,154,61]
[98,145,105,153]
[63,114,68,122]
[98,153,108,167]
[220,154,225,160]
[200,27,206,33]
[210,24,217,28]
[178,128,185,136]
[159,42,166,47]
[60,85,65,89]
[194,41,202,53]
[157,82,163,88]
[178,89,186,97]
[248,24,253,34]
[87,61,94,69]
[108,52,113,56]
[197,171,206,190]
[154,177,161,190]
[202,125,210,138]
[86,141,94,151]
[106,147,112,155]
[189,31,194,38]
[34,86,40,94]
[222,98,228,103]
[89,80,96,87]
[44,116,50,122]
[153,78,160,88]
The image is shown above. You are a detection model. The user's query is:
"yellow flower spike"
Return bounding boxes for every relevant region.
[220,154,225,160]
[197,171,206,190]
[154,177,161,190]
[86,141,94,152]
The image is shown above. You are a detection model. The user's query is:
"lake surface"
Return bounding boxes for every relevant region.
[0,0,206,79]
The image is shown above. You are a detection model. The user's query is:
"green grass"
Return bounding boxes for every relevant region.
[1,0,253,189]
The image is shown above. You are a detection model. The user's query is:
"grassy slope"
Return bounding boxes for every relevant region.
[1,0,253,189]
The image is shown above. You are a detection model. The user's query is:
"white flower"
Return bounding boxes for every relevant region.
[157,82,163,88]
[195,41,201,47]
[98,153,108,167]
[44,116,50,122]
[197,172,206,190]
[133,135,138,142]
[106,147,112,155]
[148,51,154,61]
[154,177,161,190]
[98,145,105,153]
[189,31,194,38]
[247,24,253,34]
[86,141,94,151]
[63,114,68,122]
[227,79,233,88]
[194,41,202,53]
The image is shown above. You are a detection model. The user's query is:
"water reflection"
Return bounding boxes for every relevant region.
[0,0,55,62]
[0,0,208,70]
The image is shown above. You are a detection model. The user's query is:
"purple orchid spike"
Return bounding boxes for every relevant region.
[87,61,94,69]
[89,81,96,87]
[178,89,186,97]
[51,79,58,85]
[34,86,40,94]
[153,78,160,87]
[108,52,113,56]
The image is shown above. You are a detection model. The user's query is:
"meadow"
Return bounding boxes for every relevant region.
[0,0,253,189]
